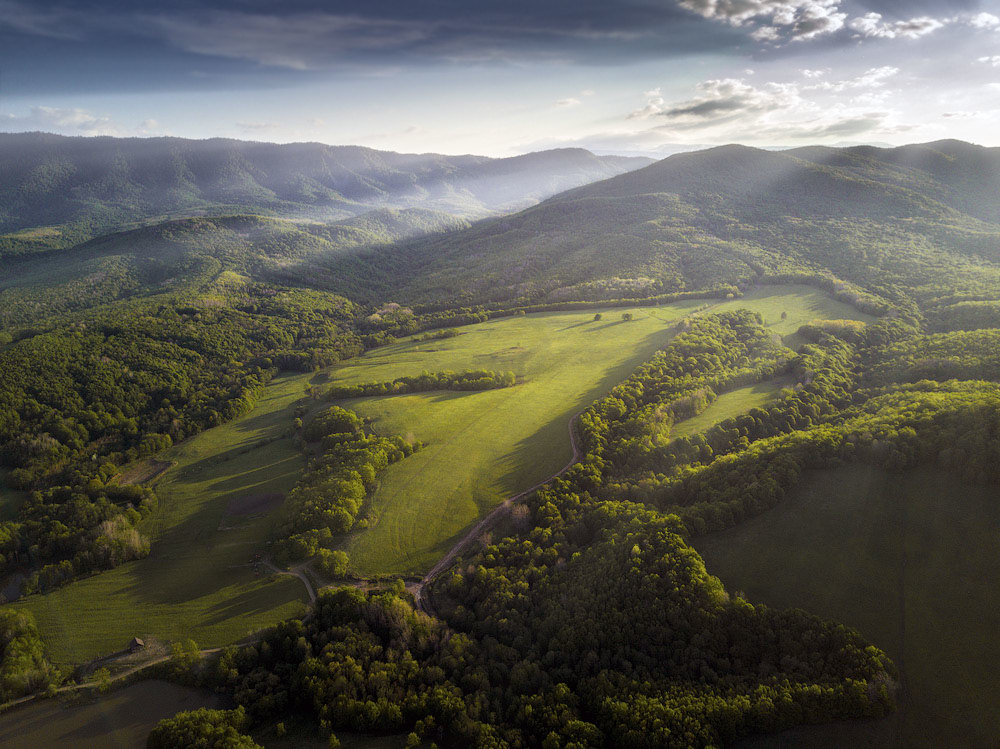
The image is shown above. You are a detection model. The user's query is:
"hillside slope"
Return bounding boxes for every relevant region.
[327,140,1000,317]
[0,133,651,255]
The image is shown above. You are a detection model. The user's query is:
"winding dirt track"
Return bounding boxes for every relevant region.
[263,559,317,604]
[409,410,583,615]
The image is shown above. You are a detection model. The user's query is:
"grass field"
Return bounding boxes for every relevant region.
[12,284,871,662]
[16,372,318,663]
[695,465,1000,748]
[671,378,790,439]
[0,680,224,748]
[712,284,874,348]
[334,285,869,576]
[334,303,702,575]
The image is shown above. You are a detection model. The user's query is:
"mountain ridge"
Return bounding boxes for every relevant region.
[0,132,652,255]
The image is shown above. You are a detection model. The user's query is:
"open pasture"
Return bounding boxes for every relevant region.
[696,465,1000,748]
[670,378,790,439]
[0,680,224,748]
[17,372,316,663]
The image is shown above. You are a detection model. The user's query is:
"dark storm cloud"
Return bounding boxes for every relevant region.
[0,0,745,94]
[0,0,992,95]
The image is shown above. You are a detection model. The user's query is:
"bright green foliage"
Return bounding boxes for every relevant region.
[147,706,261,749]
[0,288,360,588]
[274,406,419,561]
[327,370,516,399]
[0,609,60,701]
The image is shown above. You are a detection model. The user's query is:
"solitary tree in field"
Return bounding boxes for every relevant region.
[594,313,602,321]
[781,311,788,320]
[622,312,633,322]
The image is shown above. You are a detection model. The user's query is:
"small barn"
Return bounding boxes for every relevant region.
[128,637,145,653]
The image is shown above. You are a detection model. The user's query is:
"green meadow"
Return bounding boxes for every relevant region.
[695,466,1000,749]
[711,284,875,347]
[335,285,868,575]
[17,372,317,663]
[670,378,789,439]
[335,303,701,575]
[16,285,871,663]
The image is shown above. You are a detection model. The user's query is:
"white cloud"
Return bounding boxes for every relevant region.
[805,66,899,92]
[556,97,582,108]
[801,68,828,78]
[625,67,920,145]
[136,119,163,135]
[978,56,1000,67]
[645,78,805,125]
[677,0,846,41]
[848,12,946,40]
[1,106,121,135]
[968,12,1000,30]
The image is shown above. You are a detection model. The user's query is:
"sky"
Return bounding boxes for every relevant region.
[1,0,998,156]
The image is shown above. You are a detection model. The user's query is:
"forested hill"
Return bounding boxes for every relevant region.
[334,139,1000,318]
[0,133,651,255]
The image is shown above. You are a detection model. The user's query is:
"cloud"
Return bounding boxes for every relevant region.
[1,106,121,135]
[968,12,1000,30]
[676,0,846,41]
[978,55,1000,67]
[640,78,802,124]
[145,12,434,71]
[622,66,920,146]
[804,65,899,92]
[848,13,946,40]
[556,97,582,108]
[0,0,80,39]
[136,119,164,135]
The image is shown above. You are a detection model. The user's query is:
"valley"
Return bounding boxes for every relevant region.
[1,134,999,748]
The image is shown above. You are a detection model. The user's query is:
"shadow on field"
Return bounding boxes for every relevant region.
[201,584,303,625]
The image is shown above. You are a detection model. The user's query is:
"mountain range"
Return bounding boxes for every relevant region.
[0,133,650,255]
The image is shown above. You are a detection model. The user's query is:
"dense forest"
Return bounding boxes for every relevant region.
[326,370,517,399]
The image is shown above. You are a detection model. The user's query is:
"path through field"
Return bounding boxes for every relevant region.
[409,410,582,614]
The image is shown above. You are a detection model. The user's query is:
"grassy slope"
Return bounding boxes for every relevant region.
[695,466,1000,749]
[338,285,867,575]
[336,303,701,575]
[671,379,788,439]
[710,284,875,347]
[16,373,318,663]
